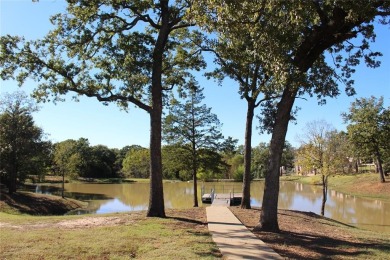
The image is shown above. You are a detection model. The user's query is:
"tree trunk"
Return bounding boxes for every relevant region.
[8,162,17,194]
[241,100,255,209]
[8,172,17,194]
[355,160,359,174]
[375,149,386,183]
[321,174,328,216]
[146,0,169,218]
[62,171,65,198]
[193,169,198,207]
[147,106,165,217]
[256,86,297,232]
[193,149,199,207]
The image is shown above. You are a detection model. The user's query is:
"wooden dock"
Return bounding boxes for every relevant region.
[202,192,243,206]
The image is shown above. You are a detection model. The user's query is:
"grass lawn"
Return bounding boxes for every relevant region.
[0,209,221,260]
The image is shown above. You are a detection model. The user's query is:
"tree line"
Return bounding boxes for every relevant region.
[1,0,389,232]
[0,92,296,185]
[2,92,387,192]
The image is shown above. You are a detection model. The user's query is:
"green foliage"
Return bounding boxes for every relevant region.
[343,96,389,157]
[53,139,88,179]
[233,165,245,181]
[89,145,117,178]
[0,1,204,110]
[250,142,295,179]
[197,148,226,181]
[0,92,51,193]
[220,136,239,156]
[162,145,191,180]
[251,143,269,179]
[224,154,244,180]
[295,120,351,176]
[163,85,224,178]
[343,96,389,180]
[53,139,120,179]
[122,146,150,178]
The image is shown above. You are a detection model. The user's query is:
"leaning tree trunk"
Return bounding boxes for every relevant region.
[256,86,297,232]
[321,174,328,216]
[241,100,255,209]
[146,0,170,218]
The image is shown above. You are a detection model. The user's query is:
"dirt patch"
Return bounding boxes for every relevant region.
[57,216,124,228]
[0,211,144,230]
[0,190,86,215]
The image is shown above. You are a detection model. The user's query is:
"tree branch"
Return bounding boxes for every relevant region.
[25,52,151,113]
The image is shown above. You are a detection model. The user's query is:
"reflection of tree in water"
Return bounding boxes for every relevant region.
[119,182,197,209]
[278,182,296,209]
[163,183,194,209]
[118,183,150,208]
[28,182,390,232]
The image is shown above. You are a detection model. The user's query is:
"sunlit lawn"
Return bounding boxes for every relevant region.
[0,210,221,259]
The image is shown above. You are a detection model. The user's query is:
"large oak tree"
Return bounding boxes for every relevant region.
[200,30,280,209]
[1,0,204,217]
[194,0,390,232]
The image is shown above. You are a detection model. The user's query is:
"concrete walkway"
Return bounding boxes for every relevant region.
[206,206,283,260]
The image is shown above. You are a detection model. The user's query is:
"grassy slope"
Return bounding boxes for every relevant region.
[281,173,390,201]
[0,190,87,215]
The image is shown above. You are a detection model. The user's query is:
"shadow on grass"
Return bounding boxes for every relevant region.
[166,215,206,225]
[258,229,390,260]
[279,209,359,229]
[195,247,222,258]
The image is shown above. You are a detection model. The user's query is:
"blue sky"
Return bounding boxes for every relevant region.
[1,1,389,149]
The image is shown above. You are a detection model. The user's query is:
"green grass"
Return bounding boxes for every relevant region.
[0,211,221,259]
[281,174,323,185]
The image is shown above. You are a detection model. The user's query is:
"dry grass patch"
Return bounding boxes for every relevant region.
[0,208,221,259]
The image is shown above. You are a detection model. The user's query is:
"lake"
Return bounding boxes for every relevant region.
[29,181,390,233]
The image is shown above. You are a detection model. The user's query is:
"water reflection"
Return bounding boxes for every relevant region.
[28,181,389,233]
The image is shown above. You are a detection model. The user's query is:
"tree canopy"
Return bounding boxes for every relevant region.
[343,96,389,182]
[0,92,51,193]
[0,0,205,217]
[163,84,223,206]
[193,0,390,232]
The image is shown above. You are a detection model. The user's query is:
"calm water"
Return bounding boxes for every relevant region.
[30,181,390,233]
